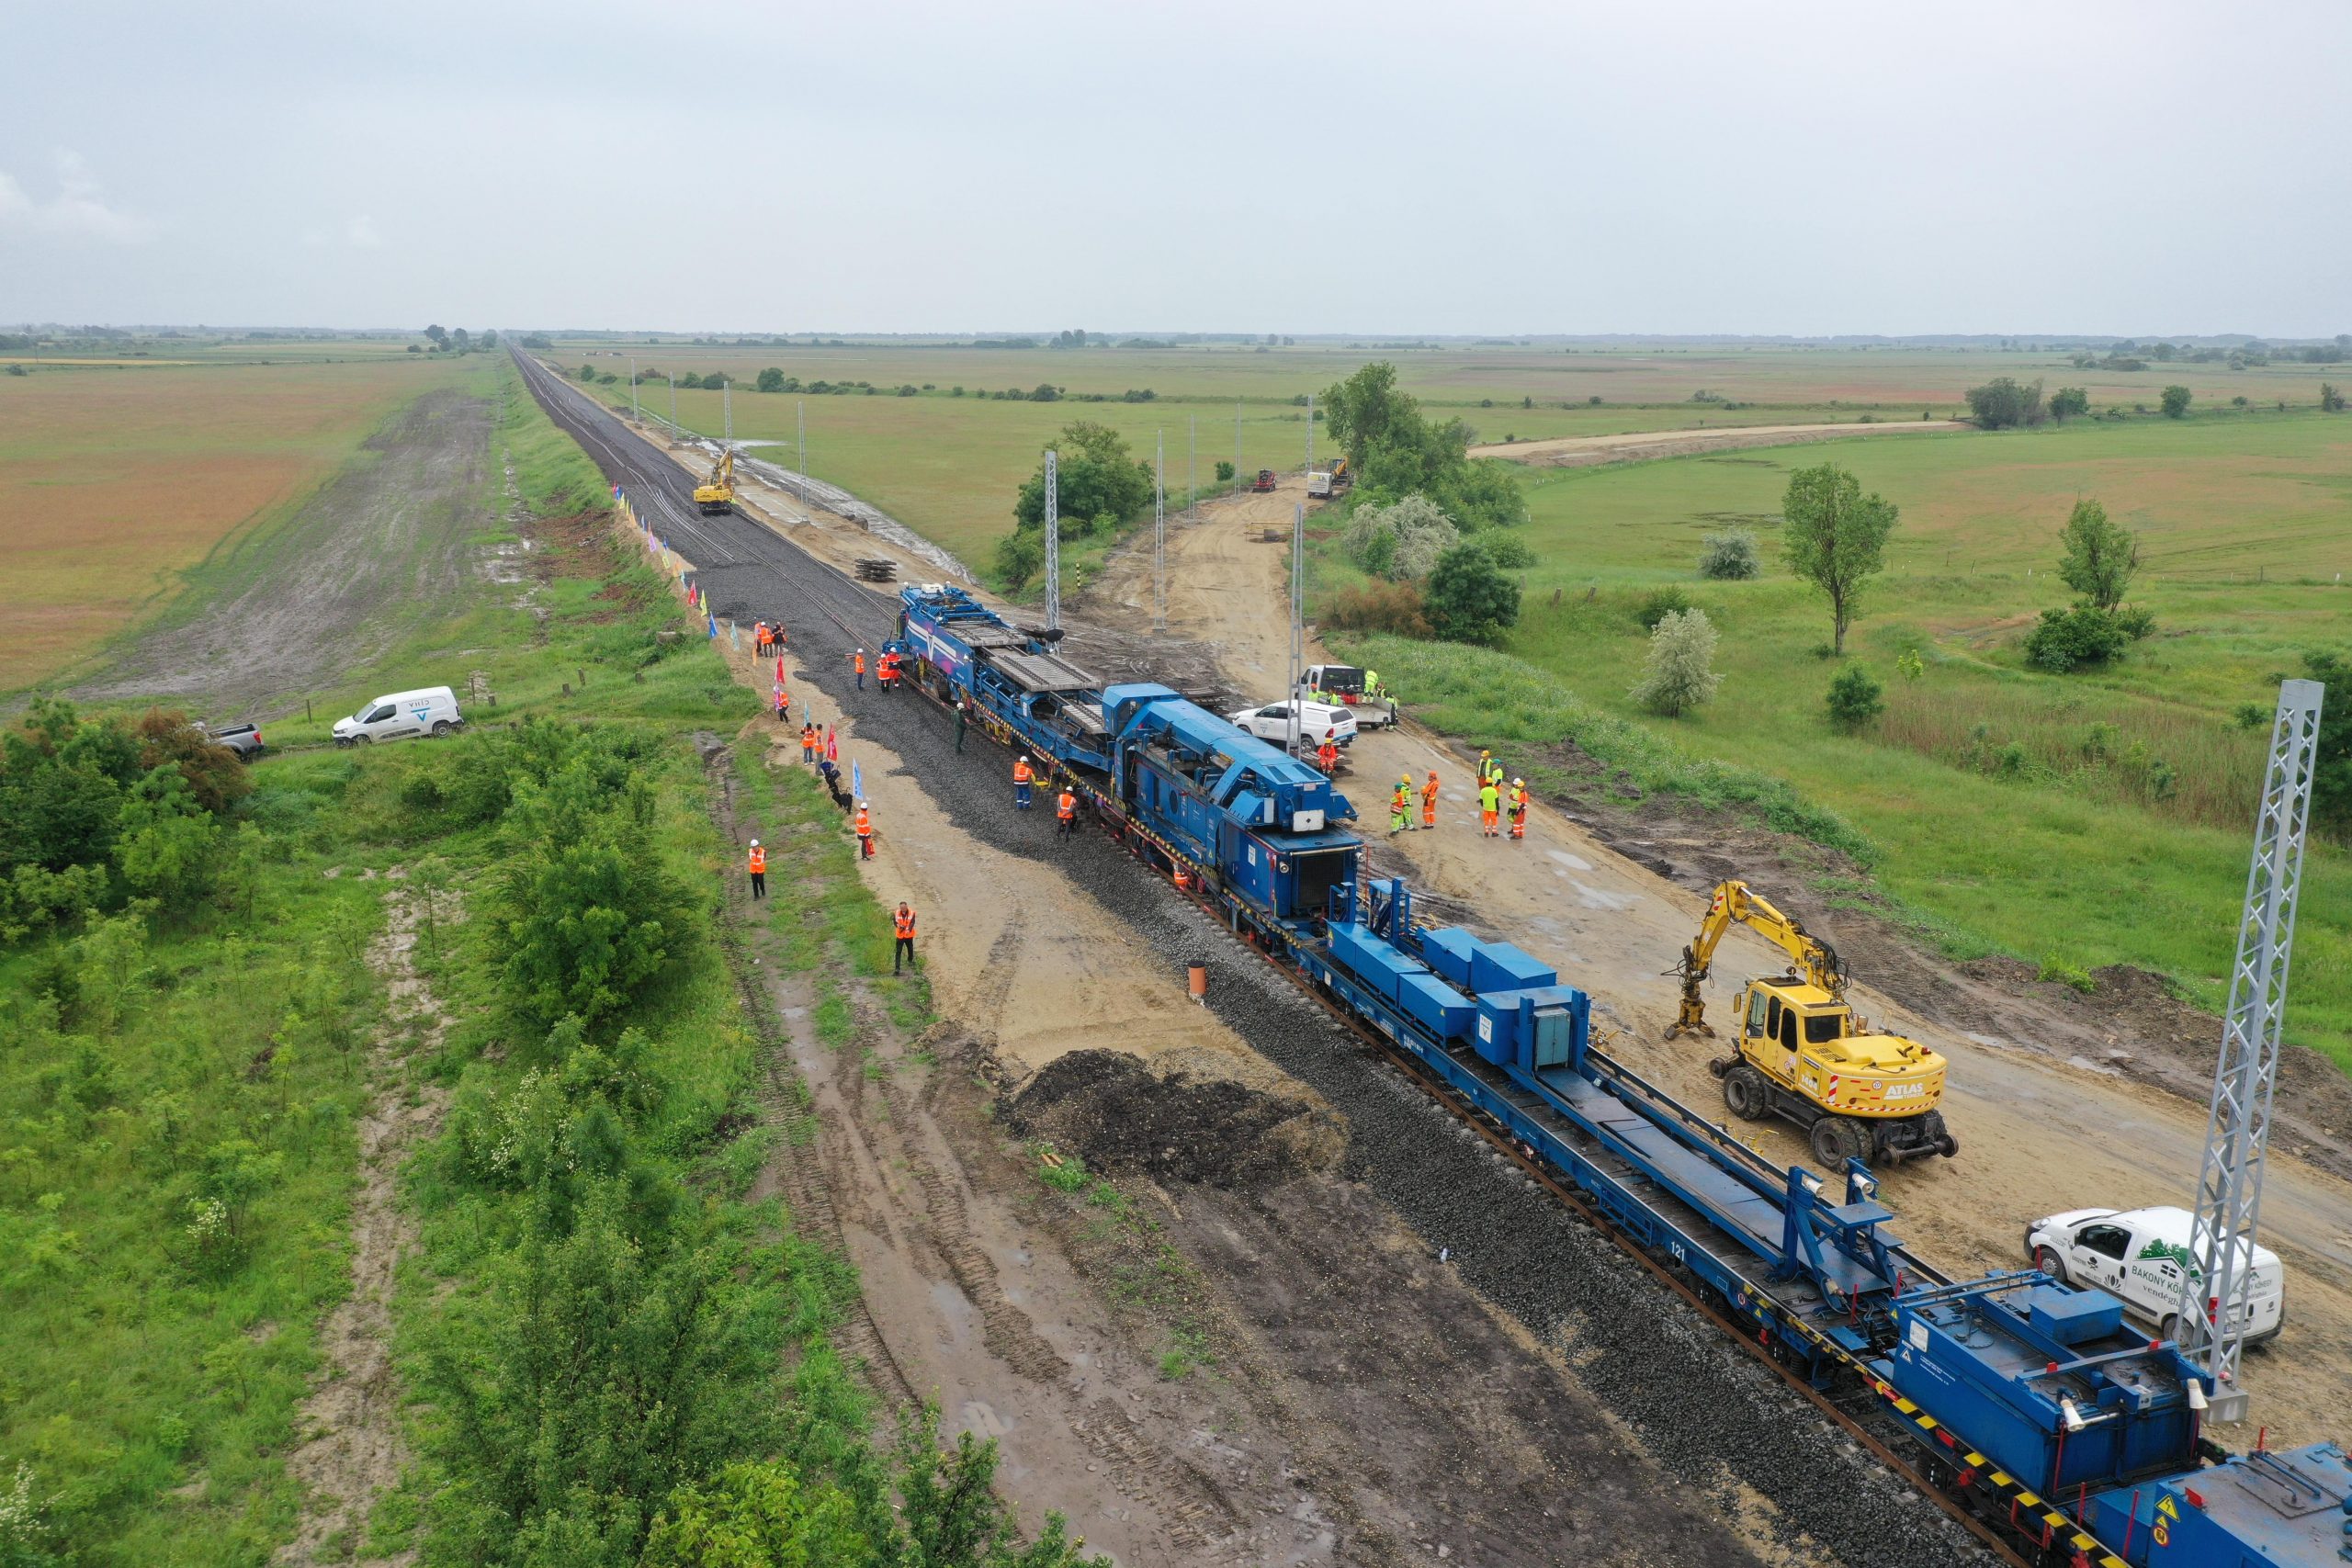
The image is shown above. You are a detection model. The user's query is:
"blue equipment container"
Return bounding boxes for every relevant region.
[1470,940,1555,997]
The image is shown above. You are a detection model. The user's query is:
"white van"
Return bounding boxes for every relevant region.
[334,686,465,746]
[2025,1204,2284,1345]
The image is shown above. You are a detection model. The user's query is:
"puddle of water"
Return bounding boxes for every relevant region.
[932,1278,979,1348]
[1573,881,1636,911]
[1547,848,1593,872]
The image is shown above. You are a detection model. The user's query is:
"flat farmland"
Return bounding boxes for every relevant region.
[1363,412,2352,1054]
[0,358,462,687]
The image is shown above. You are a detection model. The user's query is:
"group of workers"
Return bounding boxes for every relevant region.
[850,646,906,692]
[1388,748,1529,840]
[1012,755,1080,839]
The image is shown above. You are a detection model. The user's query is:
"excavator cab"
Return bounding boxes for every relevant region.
[1670,882,1958,1167]
[694,447,736,515]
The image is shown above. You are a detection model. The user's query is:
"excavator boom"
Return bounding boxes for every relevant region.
[1667,881,1842,1038]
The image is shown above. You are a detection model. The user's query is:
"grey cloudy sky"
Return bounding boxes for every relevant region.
[6,0,2347,336]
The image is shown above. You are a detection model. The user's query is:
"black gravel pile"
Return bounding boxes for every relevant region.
[519,355,1995,1568]
[1009,1047,1340,1188]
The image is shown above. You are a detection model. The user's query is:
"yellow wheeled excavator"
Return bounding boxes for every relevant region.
[694,446,735,515]
[1668,880,1957,1168]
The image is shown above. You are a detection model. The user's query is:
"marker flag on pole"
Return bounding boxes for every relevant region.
[775,657,785,682]
[851,761,863,799]
[707,615,718,639]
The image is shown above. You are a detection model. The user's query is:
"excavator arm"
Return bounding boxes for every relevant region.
[1665,880,1843,1039]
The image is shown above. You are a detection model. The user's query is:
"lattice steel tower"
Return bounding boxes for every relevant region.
[2175,679,2324,1423]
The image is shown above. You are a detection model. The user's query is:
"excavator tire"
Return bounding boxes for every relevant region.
[1722,1063,1771,1121]
[1809,1114,1867,1168]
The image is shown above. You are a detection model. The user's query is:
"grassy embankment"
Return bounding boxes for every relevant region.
[0,355,468,689]
[0,362,1094,1565]
[1334,409,2352,1063]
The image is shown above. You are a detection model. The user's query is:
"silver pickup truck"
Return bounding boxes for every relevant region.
[198,722,265,761]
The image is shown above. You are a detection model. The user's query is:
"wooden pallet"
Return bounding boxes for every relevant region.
[853,557,898,582]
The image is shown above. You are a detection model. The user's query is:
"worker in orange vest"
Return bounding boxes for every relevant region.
[1316,730,1339,775]
[1509,778,1529,840]
[854,801,874,858]
[800,723,818,764]
[1421,770,1440,829]
[1012,755,1035,810]
[1056,787,1078,840]
[892,901,917,973]
[775,684,789,722]
[853,649,866,690]
[754,622,772,654]
[747,839,767,900]
[878,649,900,690]
[1172,864,1193,893]
[1389,776,1412,836]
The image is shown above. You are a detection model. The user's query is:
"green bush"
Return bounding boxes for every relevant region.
[1635,585,1692,630]
[1825,664,1884,731]
[1214,459,1235,481]
[2023,605,2132,673]
[1320,581,1430,637]
[1473,530,1537,570]
[2161,384,2191,418]
[1422,541,1521,645]
[1629,608,1720,717]
[1698,529,1759,580]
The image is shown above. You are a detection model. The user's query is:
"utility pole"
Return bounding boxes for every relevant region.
[2175,679,2324,1423]
[1305,391,1315,476]
[722,379,732,450]
[628,355,639,423]
[1188,413,1197,523]
[797,400,807,510]
[1153,430,1167,633]
[669,375,679,434]
[1044,449,1060,632]
[1287,501,1304,758]
[1234,400,1242,496]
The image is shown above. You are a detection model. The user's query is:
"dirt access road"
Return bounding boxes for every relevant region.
[1085,475,2352,1450]
[1469,420,1963,468]
[73,387,497,718]
[519,355,1852,1568]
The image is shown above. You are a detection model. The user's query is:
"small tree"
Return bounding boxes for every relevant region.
[1629,608,1721,717]
[2054,498,2141,611]
[1422,541,1521,645]
[1964,377,2045,429]
[2049,386,2090,423]
[2160,384,2192,419]
[1697,529,1759,580]
[2323,383,2346,413]
[1214,459,1235,481]
[754,367,785,392]
[1781,462,1898,654]
[1825,665,1884,731]
[1342,494,1459,581]
[2307,650,2352,833]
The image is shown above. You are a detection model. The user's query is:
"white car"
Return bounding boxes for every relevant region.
[334,686,466,746]
[1228,699,1358,748]
[1295,664,1396,728]
[2024,1204,2283,1346]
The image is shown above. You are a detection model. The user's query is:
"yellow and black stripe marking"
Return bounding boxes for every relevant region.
[1872,1381,2131,1568]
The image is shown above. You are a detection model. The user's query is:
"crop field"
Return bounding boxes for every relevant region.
[0,356,466,688]
[1338,411,2352,1056]
[551,339,2350,579]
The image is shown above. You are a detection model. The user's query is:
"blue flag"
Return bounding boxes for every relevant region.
[851,761,864,799]
[707,615,718,639]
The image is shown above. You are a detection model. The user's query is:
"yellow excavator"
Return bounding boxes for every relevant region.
[694,446,735,515]
[1668,880,1958,1168]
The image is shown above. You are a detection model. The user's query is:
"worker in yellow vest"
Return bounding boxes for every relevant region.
[854,802,874,858]
[1389,776,1411,835]
[747,839,767,900]
[1509,778,1529,841]
[1479,777,1501,837]
[892,902,917,973]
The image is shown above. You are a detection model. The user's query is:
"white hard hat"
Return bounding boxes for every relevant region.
[750,838,761,846]
[858,799,868,807]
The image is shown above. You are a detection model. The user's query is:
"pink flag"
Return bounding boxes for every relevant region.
[775,656,785,682]
[824,728,838,762]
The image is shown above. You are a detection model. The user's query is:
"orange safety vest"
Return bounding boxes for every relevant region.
[801,726,816,748]
[854,807,871,836]
[748,845,766,874]
[1057,792,1076,820]
[1392,786,1409,813]
[1317,742,1337,770]
[854,653,865,673]
[1512,784,1529,811]
[1013,760,1033,784]
[755,625,770,649]
[1422,777,1440,805]
[893,907,916,939]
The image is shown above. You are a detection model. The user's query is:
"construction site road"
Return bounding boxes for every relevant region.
[1468,419,1966,467]
[1082,474,2352,1453]
[514,351,1990,1568]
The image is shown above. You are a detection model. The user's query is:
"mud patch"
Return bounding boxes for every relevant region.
[1008,1048,1343,1187]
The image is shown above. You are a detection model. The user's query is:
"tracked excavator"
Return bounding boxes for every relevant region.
[1668,880,1957,1166]
[694,446,735,514]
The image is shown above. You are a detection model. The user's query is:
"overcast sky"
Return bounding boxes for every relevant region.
[6,0,2347,337]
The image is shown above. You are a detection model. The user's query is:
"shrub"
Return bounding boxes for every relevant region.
[1629,608,1721,717]
[2160,384,2191,418]
[1422,542,1521,645]
[753,367,785,392]
[994,530,1044,592]
[2114,604,2156,639]
[2024,605,2132,673]
[1965,377,2046,428]
[2055,498,2142,611]
[1825,664,1884,731]
[2049,386,2090,423]
[1634,585,1692,630]
[2323,383,2346,412]
[1320,580,1431,638]
[1472,529,1537,570]
[1342,493,1459,581]
[1214,459,1235,481]
[1697,529,1759,580]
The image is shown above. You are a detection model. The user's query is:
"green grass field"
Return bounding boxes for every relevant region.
[1334,411,2352,1061]
[548,339,2350,581]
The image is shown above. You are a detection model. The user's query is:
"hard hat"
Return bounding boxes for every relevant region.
[1020,754,1030,761]
[750,838,760,846]
[858,799,868,807]
[1513,777,1523,786]
[1427,769,1438,777]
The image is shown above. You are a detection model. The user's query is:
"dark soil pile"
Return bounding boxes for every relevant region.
[1009,1049,1342,1188]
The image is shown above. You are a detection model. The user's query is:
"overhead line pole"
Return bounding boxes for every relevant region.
[1306,391,1315,476]
[1044,449,1060,632]
[797,400,807,510]
[1233,400,1242,496]
[1153,430,1167,633]
[1188,413,1197,524]
[628,355,639,423]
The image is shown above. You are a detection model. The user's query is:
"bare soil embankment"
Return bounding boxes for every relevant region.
[1472,420,1963,468]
